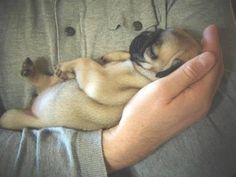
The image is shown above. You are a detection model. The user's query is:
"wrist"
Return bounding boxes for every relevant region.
[102,127,120,172]
[102,124,162,172]
[102,126,138,172]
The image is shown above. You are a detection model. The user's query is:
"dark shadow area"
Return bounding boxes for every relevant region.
[0,96,6,116]
[232,0,236,17]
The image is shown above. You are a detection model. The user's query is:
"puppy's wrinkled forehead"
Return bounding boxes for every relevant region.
[129,29,163,63]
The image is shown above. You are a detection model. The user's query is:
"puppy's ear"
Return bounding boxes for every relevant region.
[156,58,183,78]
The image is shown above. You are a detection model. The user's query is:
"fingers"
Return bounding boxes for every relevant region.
[202,24,223,77]
[156,52,216,101]
[202,24,221,57]
[191,25,224,99]
[152,25,223,102]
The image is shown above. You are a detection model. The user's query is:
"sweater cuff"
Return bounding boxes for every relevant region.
[77,130,108,177]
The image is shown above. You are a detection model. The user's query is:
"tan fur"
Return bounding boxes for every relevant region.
[0,28,201,130]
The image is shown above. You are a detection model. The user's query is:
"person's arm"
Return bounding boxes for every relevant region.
[102,25,224,172]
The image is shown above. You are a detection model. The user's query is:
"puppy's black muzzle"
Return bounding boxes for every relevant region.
[129,28,163,64]
[155,59,183,78]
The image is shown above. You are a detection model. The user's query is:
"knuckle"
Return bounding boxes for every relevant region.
[202,102,211,114]
[189,93,212,115]
[182,63,201,81]
[198,99,211,115]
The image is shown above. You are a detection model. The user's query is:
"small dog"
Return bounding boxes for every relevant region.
[0,28,201,130]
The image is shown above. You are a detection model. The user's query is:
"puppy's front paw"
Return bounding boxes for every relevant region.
[21,57,35,77]
[54,64,75,80]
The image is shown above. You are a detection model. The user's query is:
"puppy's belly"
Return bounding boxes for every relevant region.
[32,80,123,130]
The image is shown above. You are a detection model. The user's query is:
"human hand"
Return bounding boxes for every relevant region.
[102,25,224,172]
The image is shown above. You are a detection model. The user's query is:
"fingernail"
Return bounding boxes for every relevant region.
[204,24,218,35]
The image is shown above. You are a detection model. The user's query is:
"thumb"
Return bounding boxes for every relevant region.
[160,52,216,100]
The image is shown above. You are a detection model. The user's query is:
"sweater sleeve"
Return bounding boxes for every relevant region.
[0,127,108,177]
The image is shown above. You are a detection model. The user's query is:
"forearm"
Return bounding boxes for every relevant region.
[102,126,162,172]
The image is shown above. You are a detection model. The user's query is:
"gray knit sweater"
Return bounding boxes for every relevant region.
[1,0,236,177]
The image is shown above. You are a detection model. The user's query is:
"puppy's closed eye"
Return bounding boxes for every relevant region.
[150,45,158,60]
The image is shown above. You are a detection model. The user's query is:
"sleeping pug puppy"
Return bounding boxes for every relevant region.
[0,28,201,130]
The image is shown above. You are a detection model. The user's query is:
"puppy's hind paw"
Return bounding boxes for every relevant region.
[21,57,35,77]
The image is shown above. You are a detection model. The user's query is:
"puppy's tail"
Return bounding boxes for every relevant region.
[0,109,45,130]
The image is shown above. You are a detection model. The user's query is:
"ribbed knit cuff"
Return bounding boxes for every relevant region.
[77,130,108,177]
